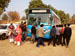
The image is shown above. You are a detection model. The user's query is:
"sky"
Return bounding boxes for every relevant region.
[4,0,75,18]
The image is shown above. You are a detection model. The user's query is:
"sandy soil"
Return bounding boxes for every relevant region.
[0,26,75,56]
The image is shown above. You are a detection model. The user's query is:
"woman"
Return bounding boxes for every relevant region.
[14,24,22,46]
[8,23,15,43]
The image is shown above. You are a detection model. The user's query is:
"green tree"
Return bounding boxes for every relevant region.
[29,0,48,8]
[25,0,49,17]
[2,13,8,20]
[0,0,11,15]
[8,11,20,21]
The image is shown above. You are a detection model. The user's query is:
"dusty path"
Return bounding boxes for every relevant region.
[0,29,75,56]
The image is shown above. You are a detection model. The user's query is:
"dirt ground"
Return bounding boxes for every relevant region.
[0,25,75,56]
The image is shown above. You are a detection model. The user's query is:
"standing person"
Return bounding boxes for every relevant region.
[21,22,27,43]
[60,25,65,46]
[56,25,61,45]
[8,23,15,43]
[63,24,66,46]
[14,24,22,46]
[36,24,45,47]
[48,25,56,46]
[31,25,37,43]
[64,24,72,48]
[20,21,24,31]
[38,18,41,25]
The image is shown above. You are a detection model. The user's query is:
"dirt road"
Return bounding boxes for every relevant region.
[0,29,75,56]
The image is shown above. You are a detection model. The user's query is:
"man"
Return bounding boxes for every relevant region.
[31,25,37,43]
[64,24,72,48]
[63,24,67,46]
[48,25,56,46]
[21,22,27,43]
[36,24,45,47]
[56,25,61,45]
[38,18,41,25]
[60,24,65,46]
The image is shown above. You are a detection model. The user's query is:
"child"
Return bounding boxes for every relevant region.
[8,23,14,43]
[14,24,22,46]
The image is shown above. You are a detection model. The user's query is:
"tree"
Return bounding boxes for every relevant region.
[68,14,75,24]
[2,13,8,20]
[8,11,20,21]
[21,16,26,20]
[29,0,48,8]
[0,8,2,15]
[68,18,75,24]
[72,14,75,18]
[25,0,48,17]
[25,0,70,24]
[0,0,11,15]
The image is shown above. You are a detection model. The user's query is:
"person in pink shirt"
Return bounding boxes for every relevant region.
[14,24,22,46]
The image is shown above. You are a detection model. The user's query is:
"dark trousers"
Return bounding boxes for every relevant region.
[59,34,62,45]
[36,37,45,47]
[63,35,66,45]
[56,35,61,45]
[48,36,56,46]
[22,31,26,42]
[31,34,36,43]
[63,35,71,46]
[66,36,70,46]
[60,34,64,46]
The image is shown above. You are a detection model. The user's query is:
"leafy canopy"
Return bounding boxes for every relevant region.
[0,0,10,15]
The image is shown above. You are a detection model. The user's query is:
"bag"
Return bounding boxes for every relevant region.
[14,32,18,37]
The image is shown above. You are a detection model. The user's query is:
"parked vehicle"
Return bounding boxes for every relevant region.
[0,24,9,40]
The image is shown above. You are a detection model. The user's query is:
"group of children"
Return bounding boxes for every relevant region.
[8,22,72,48]
[8,23,22,46]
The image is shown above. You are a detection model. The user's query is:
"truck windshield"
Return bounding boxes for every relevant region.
[28,14,52,25]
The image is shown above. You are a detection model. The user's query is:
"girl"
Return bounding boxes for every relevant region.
[14,24,22,46]
[8,23,14,43]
